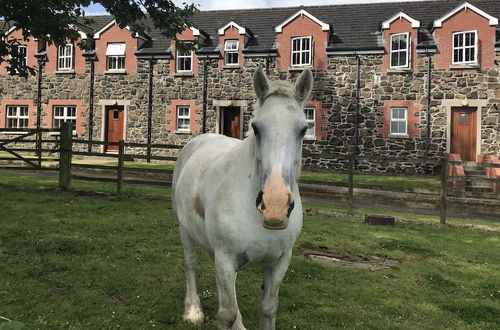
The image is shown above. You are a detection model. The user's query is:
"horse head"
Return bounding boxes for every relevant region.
[252,67,313,230]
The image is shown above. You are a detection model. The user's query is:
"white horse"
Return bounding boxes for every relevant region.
[172,67,313,330]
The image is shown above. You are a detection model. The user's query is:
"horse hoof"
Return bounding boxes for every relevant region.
[184,305,204,325]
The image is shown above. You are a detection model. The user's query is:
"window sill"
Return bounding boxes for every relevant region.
[387,68,412,73]
[288,66,313,72]
[49,131,77,136]
[450,64,480,70]
[55,69,75,74]
[174,72,194,77]
[105,69,127,74]
[388,134,409,139]
[175,130,191,135]
[304,136,317,141]
[223,65,240,69]
[1,131,29,135]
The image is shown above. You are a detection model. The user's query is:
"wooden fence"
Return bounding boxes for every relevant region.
[1,122,499,224]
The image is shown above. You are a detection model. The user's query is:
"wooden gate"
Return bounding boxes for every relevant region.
[450,107,477,161]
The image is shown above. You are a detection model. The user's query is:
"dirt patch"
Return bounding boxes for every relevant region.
[300,244,399,271]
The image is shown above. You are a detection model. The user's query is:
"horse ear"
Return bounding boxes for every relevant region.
[253,66,269,101]
[295,68,313,102]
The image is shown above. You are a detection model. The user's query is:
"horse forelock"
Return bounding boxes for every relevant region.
[255,80,297,117]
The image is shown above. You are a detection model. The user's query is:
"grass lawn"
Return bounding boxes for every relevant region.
[1,174,500,329]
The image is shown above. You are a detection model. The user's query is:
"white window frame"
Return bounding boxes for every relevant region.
[176,106,190,132]
[304,107,316,139]
[390,33,410,69]
[57,44,73,71]
[106,43,126,71]
[18,45,27,69]
[6,105,29,129]
[224,40,239,65]
[452,30,478,65]
[291,36,312,67]
[390,107,408,135]
[53,105,77,132]
[176,44,193,73]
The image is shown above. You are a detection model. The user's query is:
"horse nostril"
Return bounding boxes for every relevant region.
[256,190,264,209]
[287,201,295,217]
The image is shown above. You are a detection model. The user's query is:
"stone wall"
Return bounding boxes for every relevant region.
[0,52,499,173]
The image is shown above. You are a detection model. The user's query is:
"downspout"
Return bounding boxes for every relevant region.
[147,57,154,162]
[87,57,95,153]
[202,58,208,134]
[353,54,361,169]
[425,53,432,160]
[266,51,270,75]
[35,54,46,168]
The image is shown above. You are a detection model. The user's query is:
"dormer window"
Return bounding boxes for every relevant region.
[18,45,27,69]
[390,33,409,69]
[57,44,73,71]
[224,40,239,65]
[452,31,477,64]
[106,43,126,71]
[291,36,312,67]
[176,43,193,72]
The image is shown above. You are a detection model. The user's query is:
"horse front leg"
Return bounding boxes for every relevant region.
[215,252,246,330]
[179,227,204,325]
[260,252,292,330]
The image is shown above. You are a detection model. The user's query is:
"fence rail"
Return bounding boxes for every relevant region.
[1,123,499,224]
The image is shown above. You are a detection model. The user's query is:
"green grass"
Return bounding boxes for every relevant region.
[1,174,500,329]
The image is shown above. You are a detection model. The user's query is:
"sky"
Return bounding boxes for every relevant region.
[83,0,427,14]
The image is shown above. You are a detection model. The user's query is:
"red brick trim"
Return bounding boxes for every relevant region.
[0,99,37,129]
[382,18,418,72]
[481,154,500,193]
[218,27,245,68]
[305,101,327,141]
[43,99,85,135]
[170,28,198,75]
[166,99,201,134]
[275,15,328,71]
[378,100,420,137]
[0,29,39,74]
[433,8,496,69]
[45,40,86,74]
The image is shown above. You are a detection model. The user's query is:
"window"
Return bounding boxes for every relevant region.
[6,105,29,129]
[304,108,315,138]
[57,44,73,70]
[53,106,77,131]
[453,31,477,64]
[291,36,312,67]
[176,43,193,72]
[106,43,126,70]
[390,107,407,135]
[176,106,190,131]
[224,40,239,65]
[18,45,27,69]
[390,33,409,68]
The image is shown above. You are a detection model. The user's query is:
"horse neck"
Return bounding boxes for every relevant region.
[232,134,260,188]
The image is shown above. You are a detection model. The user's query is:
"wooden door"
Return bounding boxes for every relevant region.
[105,106,124,151]
[450,107,477,161]
[221,106,241,139]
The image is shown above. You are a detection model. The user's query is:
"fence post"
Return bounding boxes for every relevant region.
[117,140,125,195]
[347,153,354,216]
[58,122,73,190]
[440,157,448,224]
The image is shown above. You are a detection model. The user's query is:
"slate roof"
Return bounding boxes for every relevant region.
[2,0,500,56]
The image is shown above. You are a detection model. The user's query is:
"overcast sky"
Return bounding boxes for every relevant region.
[84,0,427,14]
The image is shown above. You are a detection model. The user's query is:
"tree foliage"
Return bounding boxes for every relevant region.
[0,0,198,75]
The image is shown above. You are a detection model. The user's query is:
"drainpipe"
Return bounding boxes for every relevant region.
[425,53,432,161]
[147,57,154,162]
[266,52,270,75]
[35,53,46,168]
[87,57,95,153]
[202,58,208,134]
[353,54,361,169]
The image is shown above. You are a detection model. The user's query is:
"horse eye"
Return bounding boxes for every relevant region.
[251,122,260,136]
[299,125,308,136]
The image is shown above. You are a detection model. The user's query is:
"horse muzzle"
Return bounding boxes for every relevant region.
[256,189,295,230]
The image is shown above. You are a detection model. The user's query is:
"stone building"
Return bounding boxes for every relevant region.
[1,0,499,173]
